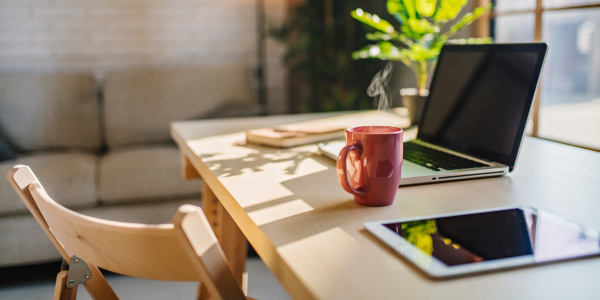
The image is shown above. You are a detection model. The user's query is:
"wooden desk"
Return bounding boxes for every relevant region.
[171,112,600,300]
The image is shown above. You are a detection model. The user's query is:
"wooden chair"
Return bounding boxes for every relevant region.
[6,165,252,300]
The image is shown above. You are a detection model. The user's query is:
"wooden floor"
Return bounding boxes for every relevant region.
[0,257,291,300]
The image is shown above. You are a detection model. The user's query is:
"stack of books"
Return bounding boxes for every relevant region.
[246,110,410,148]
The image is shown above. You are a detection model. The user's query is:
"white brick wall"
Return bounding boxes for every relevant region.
[0,0,288,113]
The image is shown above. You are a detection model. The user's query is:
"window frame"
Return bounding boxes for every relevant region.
[474,0,600,142]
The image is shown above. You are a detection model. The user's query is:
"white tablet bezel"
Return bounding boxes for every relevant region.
[364,205,600,278]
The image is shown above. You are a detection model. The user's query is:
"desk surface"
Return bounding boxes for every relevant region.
[171,112,600,300]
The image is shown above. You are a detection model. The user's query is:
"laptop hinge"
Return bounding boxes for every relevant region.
[438,171,505,180]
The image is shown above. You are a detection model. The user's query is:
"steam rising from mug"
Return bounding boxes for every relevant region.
[367,62,393,112]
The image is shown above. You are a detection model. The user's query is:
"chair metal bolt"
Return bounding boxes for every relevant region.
[69,280,74,286]
[74,256,79,262]
[85,273,90,279]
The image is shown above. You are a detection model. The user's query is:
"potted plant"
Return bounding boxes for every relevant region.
[351,0,492,124]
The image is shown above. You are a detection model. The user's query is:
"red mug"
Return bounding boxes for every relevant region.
[336,126,403,206]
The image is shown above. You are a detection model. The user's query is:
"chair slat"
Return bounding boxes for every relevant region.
[6,165,67,259]
[29,183,200,281]
[8,165,249,300]
[7,165,119,299]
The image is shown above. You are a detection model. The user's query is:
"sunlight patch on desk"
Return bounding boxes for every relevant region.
[292,156,328,176]
[277,227,369,299]
[248,199,314,226]
[188,133,258,161]
[263,152,300,161]
[221,157,329,208]
[257,160,297,173]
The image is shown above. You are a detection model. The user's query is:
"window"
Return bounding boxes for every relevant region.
[491,0,600,150]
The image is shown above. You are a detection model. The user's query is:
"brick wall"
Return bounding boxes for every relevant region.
[0,0,288,113]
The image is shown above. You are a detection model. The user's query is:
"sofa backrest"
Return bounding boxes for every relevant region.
[103,65,254,147]
[0,72,101,152]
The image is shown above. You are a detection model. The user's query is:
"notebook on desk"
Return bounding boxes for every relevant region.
[319,43,548,186]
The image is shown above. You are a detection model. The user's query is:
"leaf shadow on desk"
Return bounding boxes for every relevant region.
[252,164,381,247]
[200,143,317,178]
[199,143,392,248]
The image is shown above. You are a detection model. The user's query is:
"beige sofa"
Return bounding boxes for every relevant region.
[0,65,259,267]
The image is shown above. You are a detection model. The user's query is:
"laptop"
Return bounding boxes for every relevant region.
[319,43,548,186]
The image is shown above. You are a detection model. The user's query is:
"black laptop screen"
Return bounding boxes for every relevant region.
[417,44,547,171]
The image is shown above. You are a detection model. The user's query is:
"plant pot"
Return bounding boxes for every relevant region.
[400,89,428,126]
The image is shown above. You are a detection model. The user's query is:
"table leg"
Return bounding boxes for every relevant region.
[181,153,248,297]
[202,181,248,292]
[181,154,202,180]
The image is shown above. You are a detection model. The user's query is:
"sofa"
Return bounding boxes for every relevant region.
[0,65,259,267]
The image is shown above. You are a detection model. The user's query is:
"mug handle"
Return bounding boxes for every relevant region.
[337,143,367,198]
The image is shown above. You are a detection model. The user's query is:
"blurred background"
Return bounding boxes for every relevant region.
[0,1,599,149]
[0,0,599,298]
[494,0,600,150]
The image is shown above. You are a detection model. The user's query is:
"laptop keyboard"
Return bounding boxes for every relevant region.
[403,142,487,171]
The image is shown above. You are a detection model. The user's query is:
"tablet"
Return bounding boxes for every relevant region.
[364,205,600,278]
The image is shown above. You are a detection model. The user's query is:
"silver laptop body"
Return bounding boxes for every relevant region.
[319,139,508,186]
[319,43,548,186]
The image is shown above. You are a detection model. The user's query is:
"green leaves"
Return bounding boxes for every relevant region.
[447,37,493,44]
[433,0,468,22]
[449,4,493,34]
[402,0,417,18]
[366,31,396,41]
[407,43,439,61]
[351,9,395,33]
[388,0,437,22]
[352,0,493,91]
[387,0,407,23]
[402,18,436,39]
[416,0,437,17]
[352,42,403,60]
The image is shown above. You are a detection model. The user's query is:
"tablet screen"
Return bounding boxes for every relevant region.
[382,208,600,268]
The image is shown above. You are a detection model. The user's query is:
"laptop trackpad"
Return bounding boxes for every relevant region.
[402,160,437,178]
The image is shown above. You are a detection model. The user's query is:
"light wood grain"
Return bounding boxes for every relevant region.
[6,165,252,300]
[201,180,248,292]
[171,111,600,300]
[54,270,77,300]
[182,154,202,180]
[83,264,119,300]
[198,180,220,300]
[172,205,247,300]
[6,165,119,300]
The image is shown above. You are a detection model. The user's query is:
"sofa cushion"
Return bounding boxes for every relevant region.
[103,65,254,147]
[98,145,201,204]
[0,198,200,267]
[0,152,97,215]
[0,132,17,161]
[0,72,101,151]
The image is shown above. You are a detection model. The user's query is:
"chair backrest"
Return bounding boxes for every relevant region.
[6,165,245,300]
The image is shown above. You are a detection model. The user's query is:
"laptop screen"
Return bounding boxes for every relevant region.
[417,44,547,171]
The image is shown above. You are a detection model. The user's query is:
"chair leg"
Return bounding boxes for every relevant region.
[196,282,211,300]
[81,264,119,300]
[54,270,78,300]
